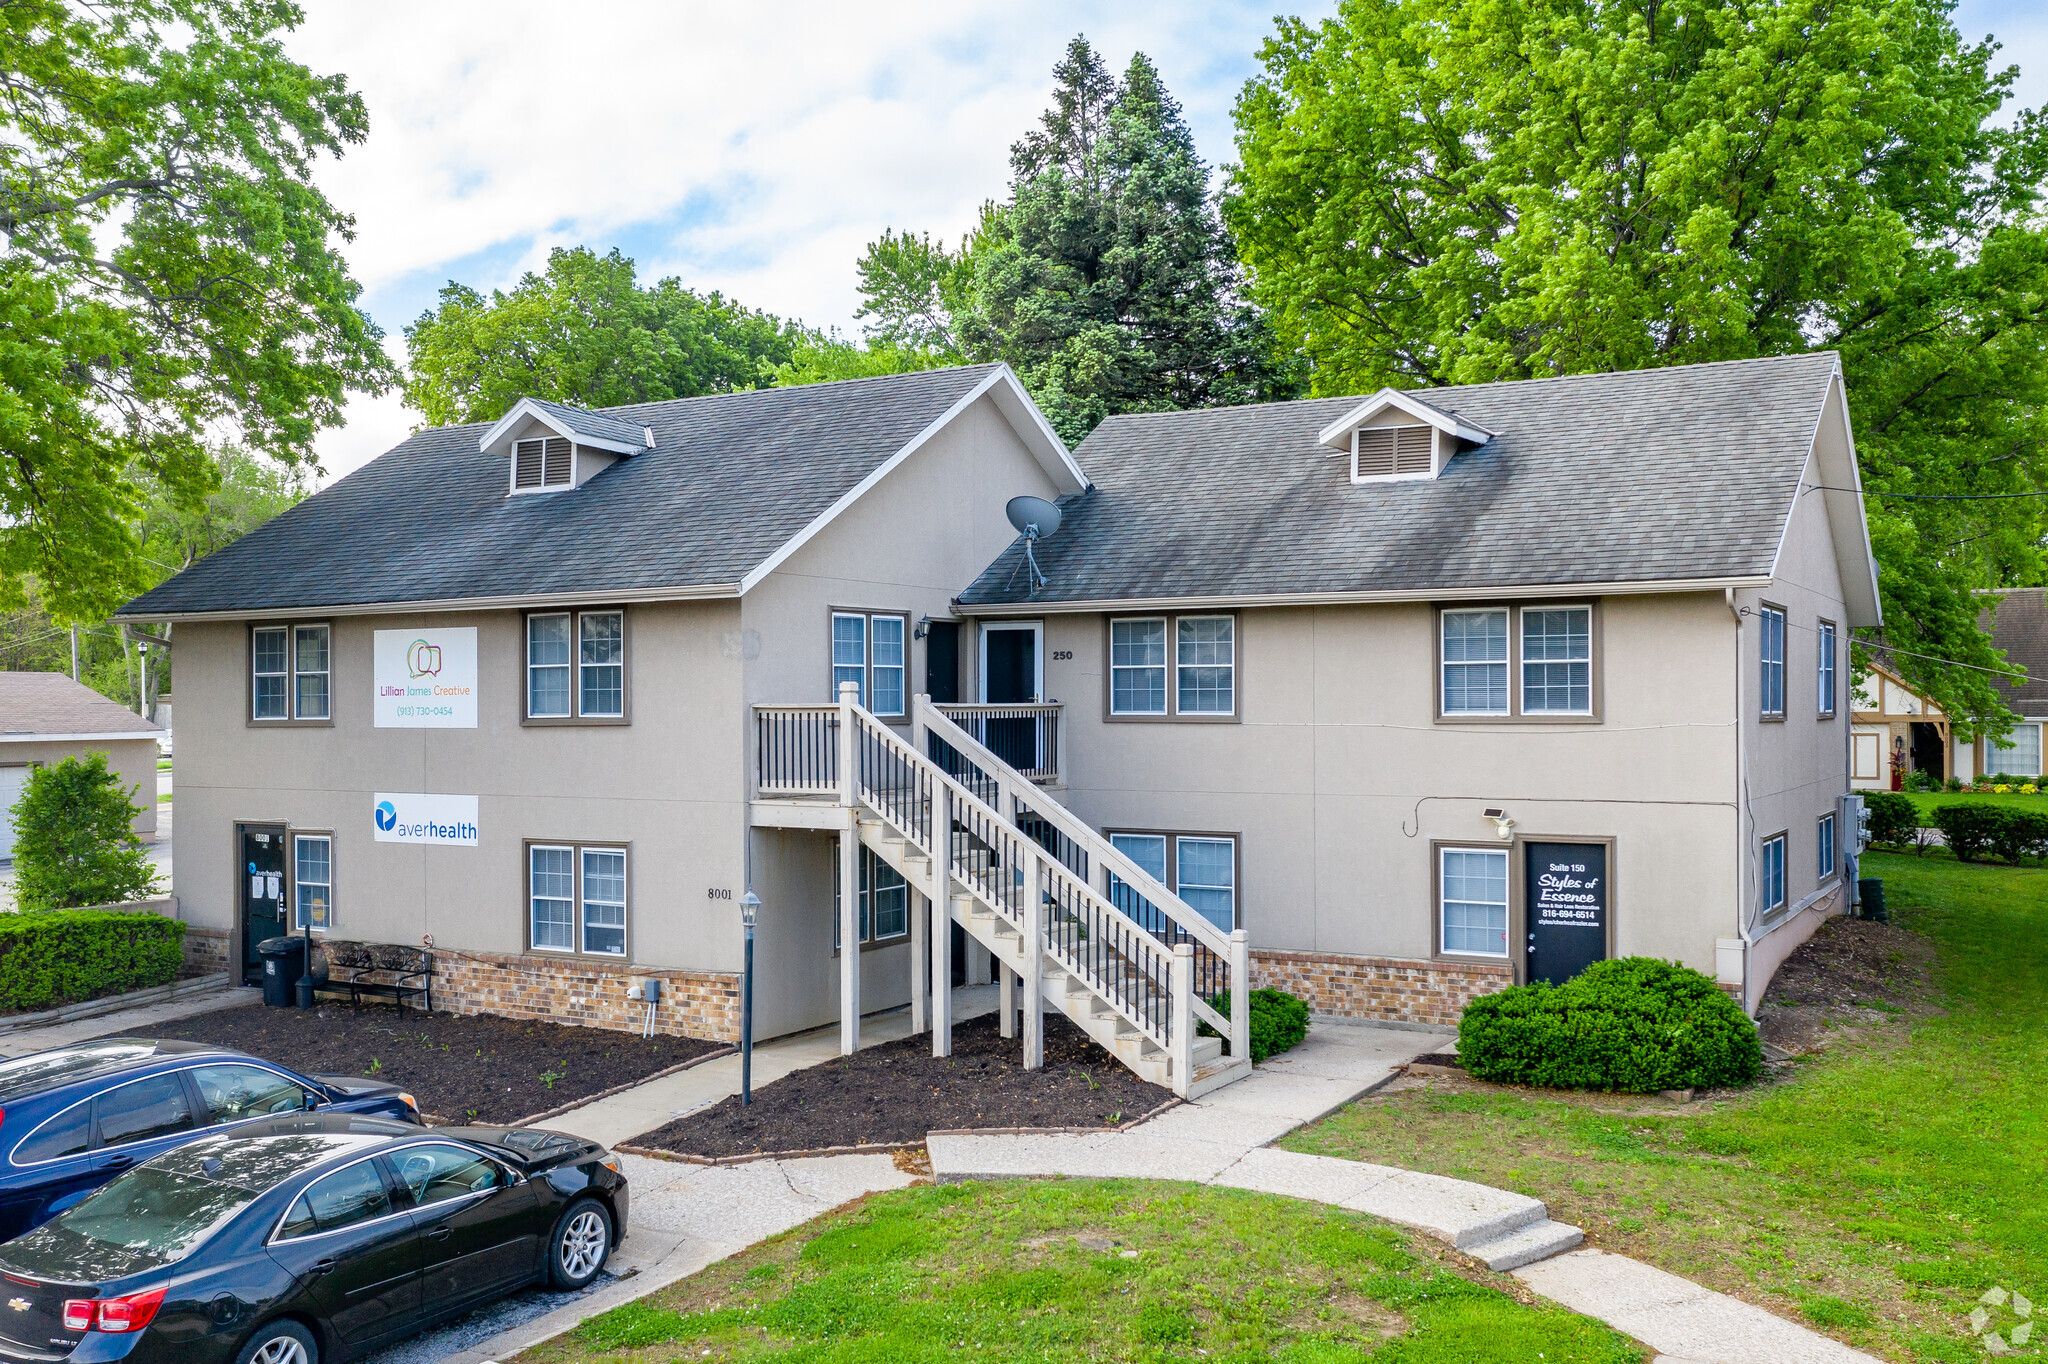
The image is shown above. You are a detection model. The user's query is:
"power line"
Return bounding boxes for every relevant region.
[1806,484,2048,501]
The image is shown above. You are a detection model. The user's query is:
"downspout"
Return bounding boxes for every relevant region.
[1725,587,1753,1011]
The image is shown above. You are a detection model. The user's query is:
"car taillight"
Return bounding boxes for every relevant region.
[61,1300,93,1332]
[84,1287,166,1333]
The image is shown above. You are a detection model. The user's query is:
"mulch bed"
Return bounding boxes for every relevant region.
[629,1011,1170,1160]
[1756,913,1942,1055]
[92,1002,722,1124]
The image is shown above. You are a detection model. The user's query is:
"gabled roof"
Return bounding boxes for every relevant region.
[1315,388,1495,451]
[0,672,161,740]
[1981,588,2048,715]
[117,365,1086,619]
[479,397,650,457]
[960,352,1877,616]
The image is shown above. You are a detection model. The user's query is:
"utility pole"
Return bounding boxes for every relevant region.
[69,626,78,681]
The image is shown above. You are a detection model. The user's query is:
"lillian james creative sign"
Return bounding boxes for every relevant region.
[373,627,477,728]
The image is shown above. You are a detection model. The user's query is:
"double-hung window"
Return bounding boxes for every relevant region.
[528,842,629,956]
[828,611,908,716]
[1108,615,1236,718]
[251,623,331,722]
[1439,605,1603,720]
[1760,832,1787,918]
[1817,813,1836,881]
[1816,620,1837,718]
[1759,605,1787,718]
[527,610,626,721]
[1521,607,1591,714]
[1441,610,1509,715]
[1105,832,1238,933]
[1439,846,1509,957]
[833,844,910,949]
[293,834,333,930]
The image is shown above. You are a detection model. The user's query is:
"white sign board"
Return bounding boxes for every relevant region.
[374,628,478,728]
[373,792,479,846]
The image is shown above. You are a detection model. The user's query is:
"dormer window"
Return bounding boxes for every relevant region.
[515,437,573,490]
[1353,424,1434,481]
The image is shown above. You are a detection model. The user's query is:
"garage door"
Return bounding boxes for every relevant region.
[0,765,30,861]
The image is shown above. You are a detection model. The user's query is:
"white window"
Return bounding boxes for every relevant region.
[1990,722,2043,778]
[529,843,628,956]
[1440,847,1509,956]
[293,626,330,720]
[1817,813,1836,881]
[1761,833,1787,918]
[1105,833,1236,934]
[513,436,572,491]
[1521,607,1591,714]
[252,627,288,720]
[253,624,329,721]
[1106,832,1169,934]
[1817,620,1837,717]
[1442,610,1508,715]
[833,845,910,948]
[1760,606,1787,717]
[1177,617,1236,716]
[529,611,625,720]
[527,615,571,718]
[579,612,625,717]
[1110,619,1168,715]
[829,611,908,716]
[293,835,332,931]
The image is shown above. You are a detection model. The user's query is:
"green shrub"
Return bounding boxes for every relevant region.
[1457,958,1763,1092]
[1206,987,1310,1062]
[1945,776,1964,792]
[8,754,159,912]
[0,911,186,1013]
[1862,790,1920,846]
[1930,804,2048,864]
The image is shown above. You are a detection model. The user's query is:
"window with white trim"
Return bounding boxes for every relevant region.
[833,844,910,948]
[1990,721,2043,778]
[1109,614,1237,718]
[1110,619,1167,715]
[1759,605,1787,718]
[1439,846,1509,956]
[828,611,908,716]
[1761,832,1787,918]
[1104,832,1238,933]
[252,623,331,722]
[293,834,332,931]
[1441,610,1508,715]
[1521,607,1591,714]
[1816,620,1837,717]
[1177,617,1235,715]
[1817,813,1836,881]
[527,611,626,720]
[528,843,628,956]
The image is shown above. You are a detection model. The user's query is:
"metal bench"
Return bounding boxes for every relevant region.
[316,942,434,1013]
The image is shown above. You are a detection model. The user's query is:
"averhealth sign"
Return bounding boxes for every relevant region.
[374,627,478,727]
[373,792,478,846]
[1524,841,1609,985]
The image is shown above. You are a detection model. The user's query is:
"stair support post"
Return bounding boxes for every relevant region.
[932,784,953,1058]
[1022,852,1043,1070]
[910,886,929,1035]
[1171,942,1194,1098]
[839,818,861,1056]
[1229,928,1251,1068]
[998,965,1016,1040]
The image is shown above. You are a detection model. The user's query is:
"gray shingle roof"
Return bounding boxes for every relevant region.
[1982,588,2048,714]
[959,353,1843,607]
[0,672,160,736]
[119,366,1006,617]
[519,398,649,449]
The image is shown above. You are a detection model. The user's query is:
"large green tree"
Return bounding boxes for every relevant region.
[0,0,390,623]
[1227,0,2048,730]
[403,246,805,425]
[854,39,1300,444]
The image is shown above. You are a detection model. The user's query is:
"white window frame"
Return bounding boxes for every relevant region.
[577,610,626,718]
[1109,617,1168,716]
[1519,605,1592,716]
[526,614,573,719]
[579,847,628,957]
[1438,845,1511,958]
[527,610,626,721]
[252,623,332,722]
[1816,620,1837,718]
[527,841,629,957]
[834,843,911,950]
[252,625,289,721]
[1173,835,1237,933]
[1441,608,1510,717]
[1988,721,2043,779]
[977,620,1043,706]
[293,625,330,721]
[1760,832,1788,919]
[292,833,333,931]
[1817,813,1836,882]
[1759,605,1787,719]
[1175,616,1237,717]
[832,610,911,717]
[511,435,573,493]
[1103,832,1238,934]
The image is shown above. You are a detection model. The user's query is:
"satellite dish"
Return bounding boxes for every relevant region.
[1005,496,1063,590]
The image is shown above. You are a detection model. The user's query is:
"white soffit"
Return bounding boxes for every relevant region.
[478,398,644,458]
[1316,388,1496,452]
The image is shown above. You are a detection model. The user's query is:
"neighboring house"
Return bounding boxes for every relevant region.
[1849,659,1949,790]
[114,352,1879,1094]
[1976,588,2048,780]
[0,672,162,862]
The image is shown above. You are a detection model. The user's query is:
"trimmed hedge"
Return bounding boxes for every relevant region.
[1206,988,1310,1063]
[1457,958,1762,1092]
[0,911,186,1014]
[1862,790,1920,846]
[1930,804,2048,864]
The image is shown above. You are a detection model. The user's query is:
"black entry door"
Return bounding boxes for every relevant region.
[1523,842,1609,986]
[1909,721,1945,783]
[982,628,1037,769]
[925,621,960,704]
[240,824,288,985]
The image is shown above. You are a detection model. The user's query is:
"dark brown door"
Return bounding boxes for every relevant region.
[239,823,288,985]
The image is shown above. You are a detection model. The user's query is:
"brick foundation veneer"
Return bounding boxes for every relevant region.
[182,927,232,976]
[417,949,741,1043]
[1252,949,1513,1028]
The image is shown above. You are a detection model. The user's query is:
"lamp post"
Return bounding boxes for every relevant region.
[739,890,760,1105]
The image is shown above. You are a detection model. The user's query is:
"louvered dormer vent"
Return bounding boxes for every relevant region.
[514,437,573,490]
[1353,424,1433,482]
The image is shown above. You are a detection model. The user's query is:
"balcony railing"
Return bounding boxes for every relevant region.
[933,702,1063,784]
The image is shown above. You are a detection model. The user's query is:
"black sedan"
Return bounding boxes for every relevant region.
[0,1113,630,1364]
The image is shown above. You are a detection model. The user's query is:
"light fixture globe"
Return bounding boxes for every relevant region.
[739,890,761,929]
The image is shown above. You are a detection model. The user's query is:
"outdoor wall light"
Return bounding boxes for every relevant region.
[914,615,932,640]
[1483,808,1516,841]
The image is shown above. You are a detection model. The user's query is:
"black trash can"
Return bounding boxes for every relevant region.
[1858,877,1887,923]
[258,936,307,1007]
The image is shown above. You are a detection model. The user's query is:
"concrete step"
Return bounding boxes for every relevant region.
[1192,1035,1225,1066]
[1462,1219,1584,1272]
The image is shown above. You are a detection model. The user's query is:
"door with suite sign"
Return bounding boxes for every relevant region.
[239,823,287,985]
[1523,842,1609,985]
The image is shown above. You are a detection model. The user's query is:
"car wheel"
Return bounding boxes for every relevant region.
[236,1319,317,1364]
[549,1196,612,1289]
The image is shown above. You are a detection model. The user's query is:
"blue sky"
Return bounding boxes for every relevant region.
[295,0,2047,478]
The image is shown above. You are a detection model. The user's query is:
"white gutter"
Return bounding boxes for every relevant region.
[0,731,162,743]
[116,580,744,625]
[961,575,1773,617]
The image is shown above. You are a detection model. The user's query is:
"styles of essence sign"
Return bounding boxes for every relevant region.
[373,627,477,727]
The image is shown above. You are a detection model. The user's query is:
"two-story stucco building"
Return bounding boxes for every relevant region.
[116,352,1880,1096]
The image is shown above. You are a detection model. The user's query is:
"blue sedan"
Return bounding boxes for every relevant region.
[0,1039,421,1242]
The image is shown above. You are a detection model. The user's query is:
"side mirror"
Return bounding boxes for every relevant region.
[302,1090,321,1111]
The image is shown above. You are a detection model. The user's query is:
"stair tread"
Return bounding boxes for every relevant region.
[1461,1220,1583,1272]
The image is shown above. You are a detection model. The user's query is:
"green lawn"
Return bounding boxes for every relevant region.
[530,1180,1642,1364]
[1900,788,2047,823]
[1283,851,2048,1362]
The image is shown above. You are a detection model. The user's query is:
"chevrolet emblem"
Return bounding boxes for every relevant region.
[7,1298,28,1312]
